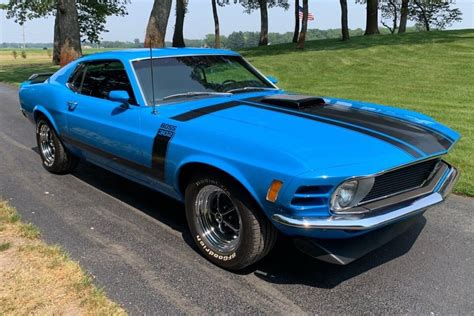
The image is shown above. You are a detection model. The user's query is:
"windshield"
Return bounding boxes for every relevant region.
[132,55,275,105]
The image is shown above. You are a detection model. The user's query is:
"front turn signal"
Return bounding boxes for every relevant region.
[266,180,283,202]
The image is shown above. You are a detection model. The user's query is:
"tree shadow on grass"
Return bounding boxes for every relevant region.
[241,29,474,59]
[39,150,425,289]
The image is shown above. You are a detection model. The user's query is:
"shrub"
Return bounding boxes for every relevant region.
[21,51,27,59]
[12,50,18,59]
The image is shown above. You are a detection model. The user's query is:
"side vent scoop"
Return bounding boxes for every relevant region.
[258,94,326,110]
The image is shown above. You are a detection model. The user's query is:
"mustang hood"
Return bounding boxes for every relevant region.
[170,94,459,174]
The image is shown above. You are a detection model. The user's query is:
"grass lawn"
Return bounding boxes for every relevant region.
[0,29,472,196]
[0,200,125,314]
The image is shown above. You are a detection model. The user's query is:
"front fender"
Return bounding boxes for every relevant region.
[172,155,261,207]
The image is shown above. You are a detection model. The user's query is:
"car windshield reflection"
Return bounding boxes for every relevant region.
[132,55,277,105]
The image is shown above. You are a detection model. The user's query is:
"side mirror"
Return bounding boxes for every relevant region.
[109,90,130,105]
[267,76,278,84]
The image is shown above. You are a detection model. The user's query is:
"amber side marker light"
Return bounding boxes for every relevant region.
[266,180,284,202]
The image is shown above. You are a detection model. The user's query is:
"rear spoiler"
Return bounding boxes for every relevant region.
[27,73,55,84]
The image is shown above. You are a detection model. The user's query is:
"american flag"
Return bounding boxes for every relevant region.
[299,5,315,21]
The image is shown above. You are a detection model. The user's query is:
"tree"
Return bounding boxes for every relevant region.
[339,0,349,40]
[4,0,128,64]
[296,0,307,48]
[238,0,289,46]
[77,0,128,45]
[380,0,399,34]
[145,0,173,48]
[364,0,380,35]
[410,0,462,31]
[398,0,409,33]
[292,0,299,43]
[211,0,221,48]
[226,31,245,49]
[55,0,81,66]
[258,0,269,45]
[172,0,187,47]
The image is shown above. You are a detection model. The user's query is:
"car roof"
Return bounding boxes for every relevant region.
[79,47,240,62]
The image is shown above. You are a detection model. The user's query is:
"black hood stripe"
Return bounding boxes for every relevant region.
[245,96,453,154]
[243,101,423,158]
[172,101,240,121]
[171,100,423,158]
[305,105,452,154]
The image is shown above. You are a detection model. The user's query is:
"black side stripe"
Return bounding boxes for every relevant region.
[62,132,171,181]
[170,100,422,158]
[151,129,175,180]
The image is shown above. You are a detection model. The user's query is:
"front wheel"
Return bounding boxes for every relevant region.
[185,175,277,270]
[36,118,78,174]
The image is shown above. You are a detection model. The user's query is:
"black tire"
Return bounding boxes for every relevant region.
[185,174,277,270]
[36,118,78,174]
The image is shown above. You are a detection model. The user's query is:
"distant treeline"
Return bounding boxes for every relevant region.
[2,27,418,51]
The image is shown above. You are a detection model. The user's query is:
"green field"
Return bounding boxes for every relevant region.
[1,30,473,196]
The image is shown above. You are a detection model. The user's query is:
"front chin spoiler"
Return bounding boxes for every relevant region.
[294,215,421,265]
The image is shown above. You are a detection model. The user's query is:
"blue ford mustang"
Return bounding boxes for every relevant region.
[19,48,460,270]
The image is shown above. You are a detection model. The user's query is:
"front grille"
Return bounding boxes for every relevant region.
[361,158,440,203]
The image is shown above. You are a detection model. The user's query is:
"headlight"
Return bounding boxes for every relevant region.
[330,178,374,213]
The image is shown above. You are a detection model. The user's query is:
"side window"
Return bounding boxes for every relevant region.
[77,60,137,105]
[67,64,86,92]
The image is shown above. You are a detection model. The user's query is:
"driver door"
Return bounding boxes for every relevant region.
[64,60,147,169]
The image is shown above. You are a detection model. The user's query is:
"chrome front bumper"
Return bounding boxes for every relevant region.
[272,163,459,231]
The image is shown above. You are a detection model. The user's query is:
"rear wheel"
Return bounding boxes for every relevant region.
[185,174,277,270]
[36,118,78,174]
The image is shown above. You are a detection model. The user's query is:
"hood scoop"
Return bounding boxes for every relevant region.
[257,94,326,110]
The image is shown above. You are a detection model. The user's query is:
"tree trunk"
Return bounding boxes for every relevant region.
[398,0,409,33]
[172,0,186,47]
[339,0,349,41]
[292,0,300,43]
[211,0,221,48]
[56,0,82,67]
[258,0,268,46]
[297,0,308,49]
[145,0,173,48]
[364,0,380,35]
[53,13,61,64]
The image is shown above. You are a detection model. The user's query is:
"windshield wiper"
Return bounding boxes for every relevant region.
[226,87,278,94]
[160,91,232,101]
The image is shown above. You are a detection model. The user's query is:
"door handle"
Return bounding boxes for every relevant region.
[67,101,78,111]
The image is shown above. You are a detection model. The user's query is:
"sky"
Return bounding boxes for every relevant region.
[0,0,473,43]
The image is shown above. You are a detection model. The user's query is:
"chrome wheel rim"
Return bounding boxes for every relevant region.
[194,185,242,253]
[39,123,55,166]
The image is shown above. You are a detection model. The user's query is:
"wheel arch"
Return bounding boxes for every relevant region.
[175,159,262,209]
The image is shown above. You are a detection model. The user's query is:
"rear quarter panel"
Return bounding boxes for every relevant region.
[19,81,69,135]
[19,62,78,134]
